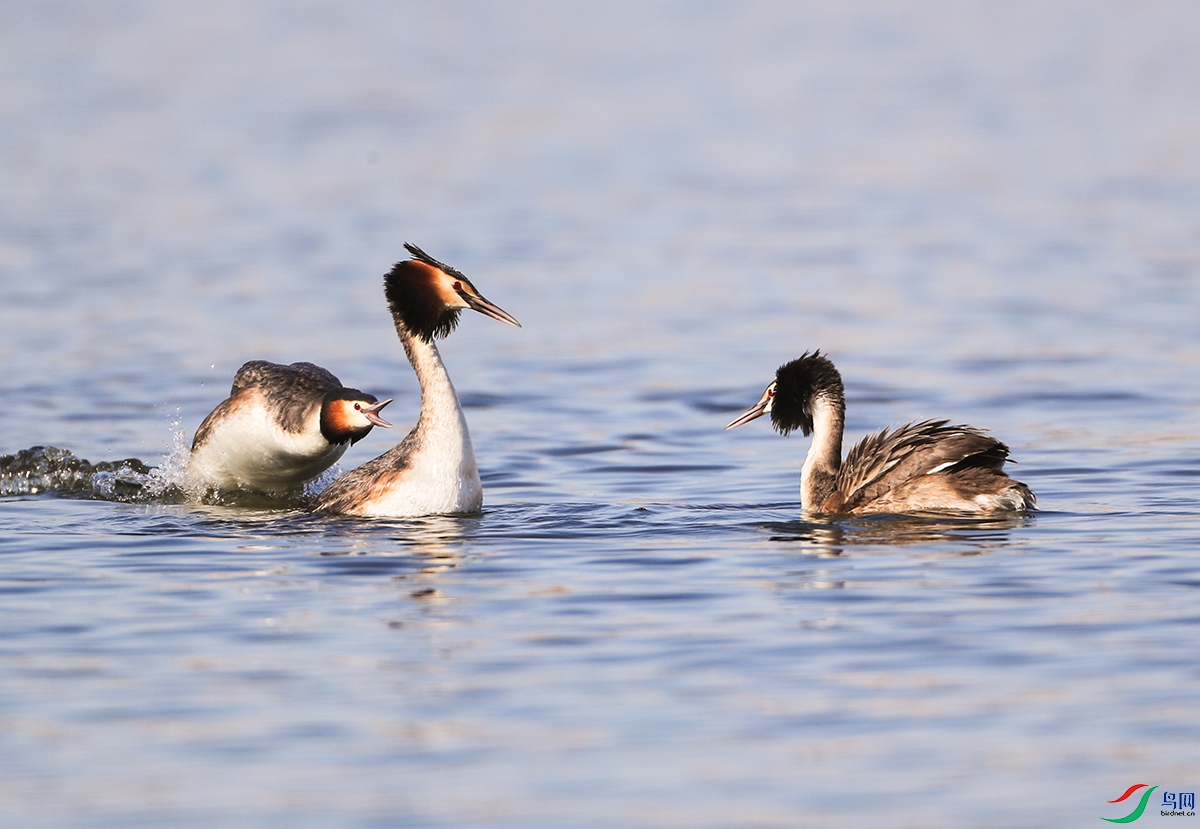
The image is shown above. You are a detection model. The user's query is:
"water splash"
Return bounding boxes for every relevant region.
[0,413,205,503]
[1,431,312,510]
[140,419,205,502]
[0,446,153,500]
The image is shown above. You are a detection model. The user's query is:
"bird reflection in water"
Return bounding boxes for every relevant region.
[763,512,1033,557]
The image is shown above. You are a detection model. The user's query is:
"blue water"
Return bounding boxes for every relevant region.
[3,2,1200,826]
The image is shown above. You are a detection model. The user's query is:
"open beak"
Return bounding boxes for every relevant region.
[463,292,521,327]
[362,398,393,428]
[724,388,773,430]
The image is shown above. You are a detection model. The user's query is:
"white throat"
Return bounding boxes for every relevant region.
[800,394,843,509]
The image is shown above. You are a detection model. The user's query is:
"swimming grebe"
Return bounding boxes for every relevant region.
[312,244,520,517]
[725,351,1035,514]
[188,360,392,494]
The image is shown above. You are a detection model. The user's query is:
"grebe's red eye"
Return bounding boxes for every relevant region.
[452,281,462,292]
[767,388,774,397]
[354,403,362,411]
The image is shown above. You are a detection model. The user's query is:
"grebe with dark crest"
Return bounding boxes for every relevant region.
[188,361,392,494]
[313,244,520,517]
[725,351,1035,514]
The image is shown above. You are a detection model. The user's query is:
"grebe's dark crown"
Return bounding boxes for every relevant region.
[771,350,844,437]
[323,388,379,405]
[403,243,468,283]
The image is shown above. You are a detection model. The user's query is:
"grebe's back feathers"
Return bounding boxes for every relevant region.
[230,361,341,397]
[226,361,345,434]
[836,420,1015,511]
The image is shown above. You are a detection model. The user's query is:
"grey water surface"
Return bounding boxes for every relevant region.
[3,2,1200,827]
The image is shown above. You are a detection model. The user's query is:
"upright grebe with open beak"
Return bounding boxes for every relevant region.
[313,244,520,517]
[188,361,392,494]
[725,351,1035,514]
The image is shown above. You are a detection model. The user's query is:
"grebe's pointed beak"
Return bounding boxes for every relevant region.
[362,398,393,428]
[463,292,521,327]
[724,386,773,430]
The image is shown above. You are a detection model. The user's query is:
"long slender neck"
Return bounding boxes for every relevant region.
[398,325,472,447]
[800,393,845,510]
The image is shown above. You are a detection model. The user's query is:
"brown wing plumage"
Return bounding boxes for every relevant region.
[230,361,342,396]
[836,420,1012,511]
[226,361,343,433]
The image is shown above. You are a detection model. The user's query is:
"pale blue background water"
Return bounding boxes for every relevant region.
[2,2,1200,826]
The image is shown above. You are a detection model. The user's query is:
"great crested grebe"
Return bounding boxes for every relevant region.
[725,351,1035,514]
[312,244,520,517]
[188,360,392,494]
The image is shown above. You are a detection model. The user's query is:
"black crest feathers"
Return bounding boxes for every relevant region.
[403,243,468,282]
[770,351,845,436]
